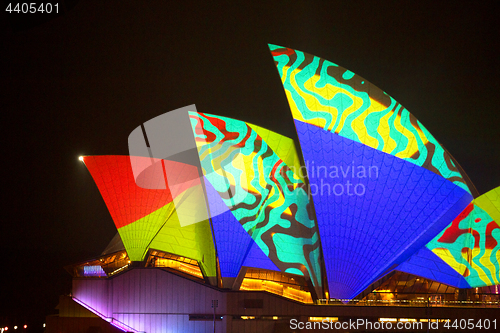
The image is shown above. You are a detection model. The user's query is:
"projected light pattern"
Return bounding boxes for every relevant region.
[294,120,471,298]
[397,247,471,289]
[82,155,217,279]
[247,123,305,182]
[80,45,498,311]
[269,44,477,299]
[189,112,322,290]
[401,186,500,288]
[475,186,500,223]
[269,44,470,193]
[203,179,280,277]
[426,188,500,287]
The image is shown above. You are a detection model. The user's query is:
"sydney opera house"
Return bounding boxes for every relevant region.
[47,45,500,332]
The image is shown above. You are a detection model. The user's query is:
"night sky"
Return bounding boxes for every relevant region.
[1,0,499,329]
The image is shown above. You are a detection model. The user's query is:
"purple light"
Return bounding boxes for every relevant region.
[110,319,136,332]
[72,297,138,332]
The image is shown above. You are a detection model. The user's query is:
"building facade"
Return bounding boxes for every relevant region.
[49,45,500,332]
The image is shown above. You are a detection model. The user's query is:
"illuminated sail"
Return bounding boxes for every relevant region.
[269,44,474,299]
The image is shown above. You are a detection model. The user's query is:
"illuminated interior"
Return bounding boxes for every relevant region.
[309,317,338,322]
[146,250,204,279]
[240,268,313,304]
[379,318,397,322]
[363,272,456,301]
[66,250,130,278]
[363,272,500,303]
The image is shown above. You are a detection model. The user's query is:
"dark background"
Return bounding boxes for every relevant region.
[1,0,499,329]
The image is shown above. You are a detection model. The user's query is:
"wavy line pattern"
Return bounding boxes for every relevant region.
[269,44,470,193]
[428,202,500,287]
[189,112,322,289]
